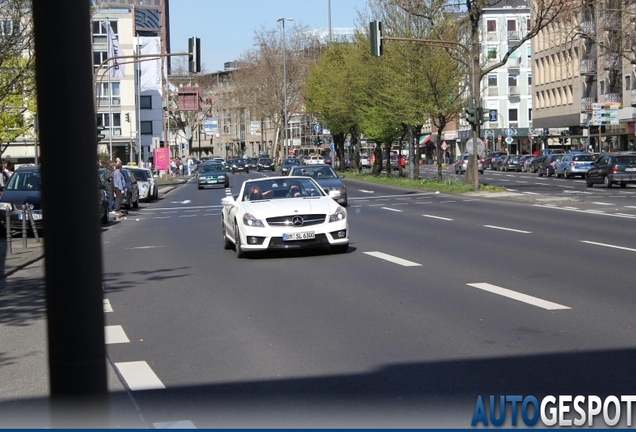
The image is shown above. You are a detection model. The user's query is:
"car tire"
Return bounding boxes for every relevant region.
[234,222,245,258]
[620,182,627,188]
[198,186,202,190]
[564,172,570,179]
[246,169,249,174]
[133,195,139,208]
[331,243,348,254]
[586,177,594,187]
[556,171,561,178]
[538,170,543,177]
[222,218,232,250]
[101,205,109,225]
[257,167,261,172]
[479,170,484,175]
[604,176,612,188]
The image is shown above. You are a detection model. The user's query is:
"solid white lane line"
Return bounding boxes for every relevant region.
[484,225,531,234]
[534,205,636,219]
[381,207,403,212]
[153,420,197,429]
[591,202,614,206]
[423,214,453,221]
[115,361,166,391]
[105,325,130,344]
[364,251,422,267]
[467,283,570,310]
[103,299,113,313]
[581,241,636,253]
[507,188,517,191]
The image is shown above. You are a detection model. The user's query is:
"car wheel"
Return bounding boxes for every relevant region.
[564,172,570,179]
[246,169,249,174]
[222,218,232,250]
[586,177,594,187]
[555,171,561,178]
[538,170,543,177]
[604,176,612,188]
[620,182,627,188]
[101,205,109,224]
[198,186,202,190]
[234,222,245,258]
[479,170,484,175]
[133,195,139,208]
[331,243,349,254]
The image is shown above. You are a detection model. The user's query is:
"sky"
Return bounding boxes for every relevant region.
[169,0,370,72]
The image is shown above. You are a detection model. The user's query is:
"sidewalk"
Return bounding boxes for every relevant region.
[0,236,45,280]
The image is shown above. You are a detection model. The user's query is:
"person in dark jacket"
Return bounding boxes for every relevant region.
[103,161,115,213]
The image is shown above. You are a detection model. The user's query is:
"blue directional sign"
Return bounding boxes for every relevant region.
[505,128,514,137]
[329,143,335,152]
[489,109,498,122]
[314,124,322,133]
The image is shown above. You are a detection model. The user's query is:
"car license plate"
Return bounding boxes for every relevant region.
[626,168,636,172]
[18,213,41,220]
[283,231,315,241]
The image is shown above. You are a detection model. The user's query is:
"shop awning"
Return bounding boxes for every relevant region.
[419,134,431,145]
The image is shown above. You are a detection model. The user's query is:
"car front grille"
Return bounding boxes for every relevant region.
[266,214,326,227]
[268,234,329,248]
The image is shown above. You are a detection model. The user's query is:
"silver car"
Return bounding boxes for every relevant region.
[455,153,484,174]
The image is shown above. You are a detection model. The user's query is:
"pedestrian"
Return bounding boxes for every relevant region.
[2,160,13,186]
[180,155,186,176]
[187,156,193,176]
[113,162,125,219]
[104,160,115,214]
[170,158,177,176]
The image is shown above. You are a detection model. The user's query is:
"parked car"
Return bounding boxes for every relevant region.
[305,155,325,165]
[0,166,43,232]
[124,167,154,202]
[538,154,564,177]
[100,167,139,209]
[197,162,229,189]
[221,177,348,258]
[229,158,249,174]
[288,164,347,207]
[517,155,534,172]
[454,153,484,174]
[483,151,507,170]
[500,154,521,172]
[322,155,332,165]
[528,155,547,173]
[280,158,302,175]
[256,158,275,172]
[360,154,371,169]
[585,152,636,188]
[489,155,507,171]
[555,153,595,178]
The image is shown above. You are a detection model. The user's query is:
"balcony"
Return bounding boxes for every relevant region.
[508,86,520,97]
[580,20,595,36]
[603,93,622,103]
[507,30,520,42]
[631,89,636,106]
[507,57,521,70]
[487,86,499,97]
[604,53,621,70]
[581,97,597,112]
[580,59,597,75]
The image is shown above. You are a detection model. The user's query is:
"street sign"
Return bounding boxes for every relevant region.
[329,143,335,152]
[466,137,484,155]
[505,136,514,144]
[314,124,322,133]
[505,128,514,137]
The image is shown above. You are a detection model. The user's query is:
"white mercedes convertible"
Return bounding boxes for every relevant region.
[221,176,349,258]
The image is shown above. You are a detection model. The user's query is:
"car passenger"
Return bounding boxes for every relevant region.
[287,181,304,198]
[246,185,272,201]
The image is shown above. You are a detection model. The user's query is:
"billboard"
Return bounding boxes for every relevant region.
[154,147,170,171]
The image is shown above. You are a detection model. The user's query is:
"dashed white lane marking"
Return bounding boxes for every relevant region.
[105,325,130,344]
[535,183,550,186]
[364,251,421,267]
[467,283,571,310]
[103,299,113,313]
[161,211,178,214]
[185,209,201,212]
[581,241,636,253]
[439,200,456,203]
[560,185,574,188]
[115,361,166,391]
[423,214,453,221]
[625,206,636,209]
[368,204,384,207]
[381,207,403,212]
[484,225,531,234]
[359,189,375,193]
[415,201,432,204]
[535,204,636,219]
[179,215,197,218]
[591,202,614,206]
[391,203,409,206]
[204,213,220,216]
[153,420,197,429]
[127,246,165,250]
[522,191,539,195]
[153,216,171,219]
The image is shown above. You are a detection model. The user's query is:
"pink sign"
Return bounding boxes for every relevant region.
[154,147,170,170]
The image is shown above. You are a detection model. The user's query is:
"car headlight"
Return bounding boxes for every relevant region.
[0,202,13,211]
[232,164,237,168]
[142,184,149,190]
[243,212,264,227]
[340,186,346,193]
[218,175,225,179]
[329,206,346,222]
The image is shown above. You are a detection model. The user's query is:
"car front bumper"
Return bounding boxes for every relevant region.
[0,209,44,231]
[239,220,349,251]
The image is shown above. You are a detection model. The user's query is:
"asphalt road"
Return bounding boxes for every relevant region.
[3,172,636,427]
[93,173,636,427]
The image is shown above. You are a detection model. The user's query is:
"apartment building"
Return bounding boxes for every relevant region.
[532,0,634,151]
[458,0,534,155]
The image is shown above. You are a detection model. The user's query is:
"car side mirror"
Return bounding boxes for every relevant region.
[221,196,235,206]
[328,190,341,200]
[340,174,345,179]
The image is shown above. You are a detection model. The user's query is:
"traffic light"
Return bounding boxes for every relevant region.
[479,107,490,125]
[188,37,201,74]
[369,21,382,56]
[96,125,105,142]
[465,101,478,125]
[125,113,130,123]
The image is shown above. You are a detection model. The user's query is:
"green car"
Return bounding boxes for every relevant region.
[197,163,229,189]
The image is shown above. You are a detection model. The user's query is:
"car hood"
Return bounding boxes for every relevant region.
[241,197,338,217]
[199,171,226,176]
[0,190,42,209]
[314,178,344,190]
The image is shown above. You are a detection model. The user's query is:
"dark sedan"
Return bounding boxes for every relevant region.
[256,158,275,172]
[585,152,636,188]
[280,157,302,176]
[198,163,229,189]
[528,155,547,173]
[500,154,521,172]
[0,166,43,232]
[490,155,507,171]
[230,158,249,173]
[288,164,347,206]
[99,168,139,209]
[538,154,563,177]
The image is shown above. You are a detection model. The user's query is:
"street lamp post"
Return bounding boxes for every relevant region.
[277,17,293,159]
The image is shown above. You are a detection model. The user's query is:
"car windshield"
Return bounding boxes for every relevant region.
[616,156,636,165]
[233,159,246,164]
[199,164,224,172]
[259,159,273,164]
[242,178,325,202]
[290,166,337,179]
[6,170,41,191]
[282,159,301,166]
[128,169,149,180]
[573,155,595,162]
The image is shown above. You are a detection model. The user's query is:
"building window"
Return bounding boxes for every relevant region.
[528,74,532,85]
[527,45,532,58]
[95,82,121,106]
[488,47,497,60]
[487,20,496,32]
[528,108,532,121]
[600,80,605,94]
[140,95,152,109]
[0,19,15,36]
[488,74,498,87]
[508,74,518,86]
[509,109,518,121]
[140,121,153,135]
[97,112,122,137]
[92,20,118,44]
[93,51,108,70]
[626,75,631,91]
[527,18,531,32]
